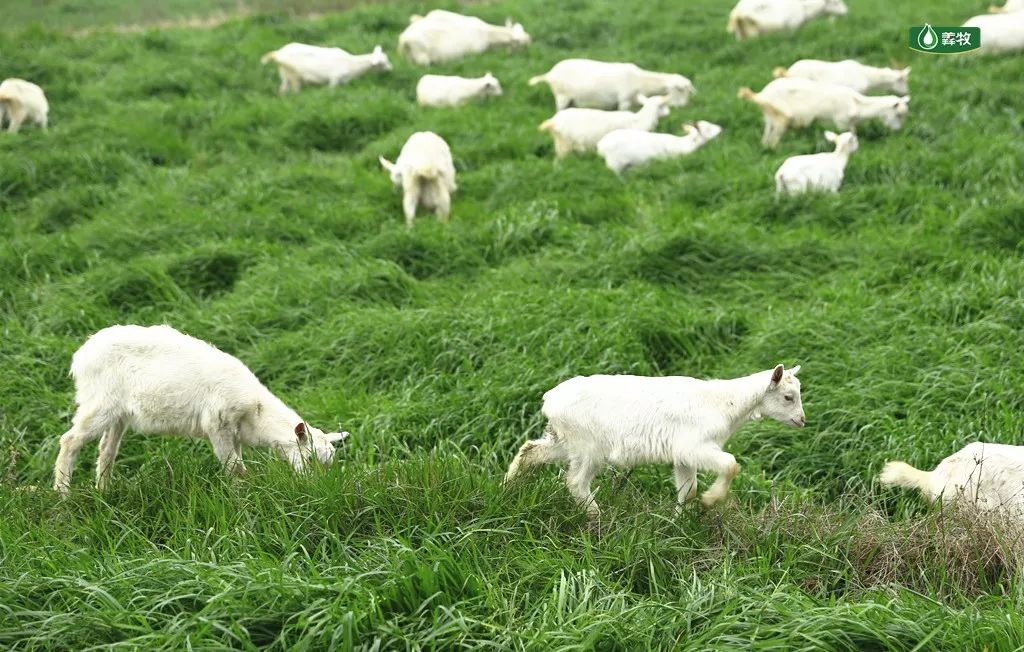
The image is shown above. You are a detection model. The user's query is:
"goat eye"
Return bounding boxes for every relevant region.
[784,395,794,402]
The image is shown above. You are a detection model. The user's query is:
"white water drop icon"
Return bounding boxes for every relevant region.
[918,23,938,50]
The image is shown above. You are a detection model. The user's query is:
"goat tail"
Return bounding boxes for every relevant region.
[538,118,553,132]
[772,66,788,79]
[528,74,547,86]
[409,13,423,22]
[878,461,932,495]
[737,86,757,102]
[260,50,277,65]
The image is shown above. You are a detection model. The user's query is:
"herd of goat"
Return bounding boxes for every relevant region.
[4,1,1024,521]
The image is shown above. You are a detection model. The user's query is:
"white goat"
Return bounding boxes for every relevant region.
[398,10,530,65]
[416,73,502,107]
[528,59,694,111]
[990,0,1024,13]
[597,120,723,174]
[504,365,805,519]
[260,43,392,94]
[964,11,1024,54]
[727,0,848,39]
[880,443,1024,517]
[53,325,349,495]
[775,130,858,194]
[773,59,910,95]
[0,78,48,133]
[738,78,910,148]
[379,131,457,228]
[539,94,670,159]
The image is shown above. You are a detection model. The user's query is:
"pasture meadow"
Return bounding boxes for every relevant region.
[2,0,1024,648]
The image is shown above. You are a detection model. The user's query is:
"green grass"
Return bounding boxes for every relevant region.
[2,0,1024,648]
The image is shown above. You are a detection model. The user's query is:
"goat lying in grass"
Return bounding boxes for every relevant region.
[416,73,502,107]
[505,364,805,519]
[398,10,530,65]
[775,130,858,194]
[597,120,722,174]
[53,325,348,495]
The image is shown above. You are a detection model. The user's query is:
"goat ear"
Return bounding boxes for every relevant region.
[636,93,649,104]
[505,17,514,27]
[790,365,801,376]
[901,66,911,77]
[294,422,307,442]
[373,45,383,54]
[770,364,784,386]
[824,130,838,142]
[379,156,394,172]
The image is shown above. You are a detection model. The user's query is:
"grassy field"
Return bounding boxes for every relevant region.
[2,0,1024,648]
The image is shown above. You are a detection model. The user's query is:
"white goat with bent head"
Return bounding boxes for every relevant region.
[739,78,909,148]
[53,325,349,496]
[260,43,391,94]
[379,131,457,228]
[505,364,805,519]
[880,442,1024,518]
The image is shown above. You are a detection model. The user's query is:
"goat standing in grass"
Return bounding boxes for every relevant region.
[379,131,457,228]
[0,78,48,132]
[539,94,670,159]
[53,325,348,495]
[505,364,805,519]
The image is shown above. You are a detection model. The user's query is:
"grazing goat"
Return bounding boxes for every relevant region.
[597,120,723,174]
[775,130,858,194]
[416,73,502,107]
[53,325,348,495]
[539,94,670,159]
[964,11,1024,54]
[260,43,391,94]
[773,59,910,95]
[728,0,848,39]
[379,131,457,228]
[398,10,530,65]
[880,442,1024,517]
[738,78,909,148]
[528,59,694,111]
[0,78,48,133]
[504,365,805,519]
